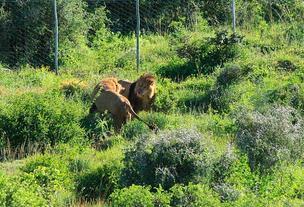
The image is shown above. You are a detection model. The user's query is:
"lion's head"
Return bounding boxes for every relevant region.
[134,74,156,100]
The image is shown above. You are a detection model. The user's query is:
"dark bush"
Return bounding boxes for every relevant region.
[122,120,149,141]
[76,158,123,200]
[81,112,115,147]
[0,92,85,148]
[216,64,249,87]
[276,60,297,72]
[265,84,304,110]
[236,106,304,172]
[177,31,243,75]
[211,147,237,185]
[122,129,213,190]
[156,60,197,81]
[213,183,240,202]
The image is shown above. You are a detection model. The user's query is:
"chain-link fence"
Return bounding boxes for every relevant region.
[0,0,303,72]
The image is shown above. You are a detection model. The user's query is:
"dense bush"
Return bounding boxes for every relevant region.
[236,106,304,171]
[122,129,214,189]
[265,83,304,110]
[170,183,221,207]
[122,120,149,141]
[122,113,168,140]
[19,155,74,205]
[0,171,51,207]
[59,78,90,100]
[0,172,9,206]
[76,157,123,200]
[211,147,237,185]
[152,79,177,113]
[110,185,154,207]
[176,31,243,75]
[216,64,249,87]
[261,164,304,200]
[0,92,85,148]
[81,111,115,146]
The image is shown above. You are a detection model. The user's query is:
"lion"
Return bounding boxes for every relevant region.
[89,90,157,131]
[91,77,124,102]
[118,73,156,113]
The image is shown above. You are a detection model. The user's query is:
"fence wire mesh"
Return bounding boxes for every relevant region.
[0,0,302,72]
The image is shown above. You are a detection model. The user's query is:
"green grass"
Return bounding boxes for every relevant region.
[1,21,304,206]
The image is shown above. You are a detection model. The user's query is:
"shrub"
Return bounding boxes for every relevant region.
[0,172,9,206]
[169,183,221,207]
[0,171,49,207]
[110,185,154,207]
[261,164,304,200]
[76,158,123,200]
[122,113,168,140]
[9,186,48,207]
[265,83,304,110]
[0,92,85,148]
[59,78,89,99]
[236,106,304,172]
[152,79,177,113]
[213,183,240,202]
[122,129,214,189]
[216,64,249,87]
[176,30,243,75]
[276,60,297,72]
[211,147,237,185]
[122,120,149,141]
[81,112,115,147]
[20,155,74,200]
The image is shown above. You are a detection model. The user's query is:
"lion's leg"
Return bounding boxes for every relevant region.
[112,114,124,132]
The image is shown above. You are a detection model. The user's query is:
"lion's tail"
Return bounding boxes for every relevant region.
[127,103,158,132]
[89,103,97,114]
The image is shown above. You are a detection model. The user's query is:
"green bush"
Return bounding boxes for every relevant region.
[9,186,48,207]
[21,157,71,187]
[122,129,213,189]
[264,83,304,110]
[0,171,50,207]
[152,79,177,113]
[110,185,154,207]
[169,183,221,207]
[176,30,243,75]
[76,157,123,200]
[261,164,304,200]
[0,92,85,148]
[212,148,237,185]
[122,113,168,140]
[81,112,115,147]
[0,172,9,206]
[236,106,304,172]
[216,64,250,87]
[122,120,149,141]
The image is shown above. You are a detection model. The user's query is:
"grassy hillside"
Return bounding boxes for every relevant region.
[1,1,304,206]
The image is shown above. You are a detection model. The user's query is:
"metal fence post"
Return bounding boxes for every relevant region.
[53,0,59,75]
[232,0,236,33]
[136,0,140,72]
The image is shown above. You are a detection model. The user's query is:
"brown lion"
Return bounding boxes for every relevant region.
[118,73,156,113]
[89,90,157,131]
[91,77,124,102]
